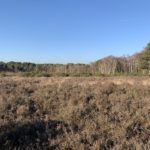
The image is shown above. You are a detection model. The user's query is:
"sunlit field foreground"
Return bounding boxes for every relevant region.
[0,77,150,150]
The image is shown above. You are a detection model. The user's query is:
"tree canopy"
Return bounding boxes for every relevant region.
[0,42,150,76]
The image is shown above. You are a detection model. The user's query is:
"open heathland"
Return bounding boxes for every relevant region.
[0,77,150,150]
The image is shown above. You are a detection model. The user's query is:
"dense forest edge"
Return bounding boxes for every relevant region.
[0,42,150,77]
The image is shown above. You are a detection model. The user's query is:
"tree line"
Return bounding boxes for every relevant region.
[0,42,150,76]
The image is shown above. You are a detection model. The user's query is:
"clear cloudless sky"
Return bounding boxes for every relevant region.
[0,0,150,64]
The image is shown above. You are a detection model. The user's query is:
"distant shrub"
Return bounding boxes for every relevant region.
[54,73,70,77]
[0,72,6,77]
[21,72,52,77]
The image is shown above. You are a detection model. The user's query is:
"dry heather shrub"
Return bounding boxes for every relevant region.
[0,77,149,149]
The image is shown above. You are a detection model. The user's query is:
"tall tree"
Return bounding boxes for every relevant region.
[139,42,150,73]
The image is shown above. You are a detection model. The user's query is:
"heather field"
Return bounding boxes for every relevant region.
[0,77,150,150]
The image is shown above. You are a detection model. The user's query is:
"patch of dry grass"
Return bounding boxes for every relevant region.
[0,77,149,150]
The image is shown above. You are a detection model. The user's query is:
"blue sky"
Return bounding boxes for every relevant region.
[0,0,150,64]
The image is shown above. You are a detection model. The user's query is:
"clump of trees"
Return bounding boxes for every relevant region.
[88,42,150,75]
[139,43,150,74]
[92,54,140,75]
[0,42,150,76]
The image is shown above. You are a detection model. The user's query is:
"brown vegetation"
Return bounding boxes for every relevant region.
[0,77,150,150]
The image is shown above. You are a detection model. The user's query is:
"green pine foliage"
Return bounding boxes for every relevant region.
[139,42,150,71]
